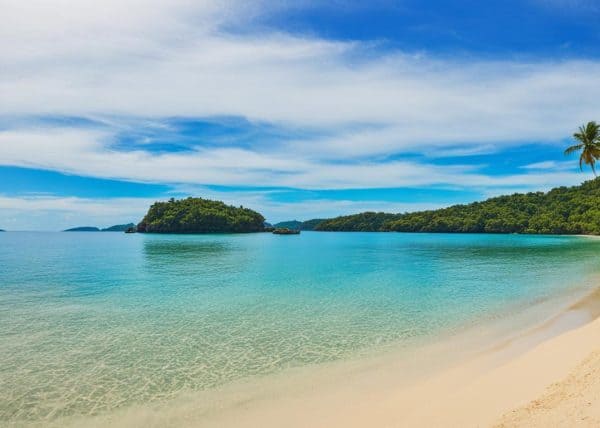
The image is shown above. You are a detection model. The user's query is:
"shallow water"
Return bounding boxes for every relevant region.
[1,232,600,424]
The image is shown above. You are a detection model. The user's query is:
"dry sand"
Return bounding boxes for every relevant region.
[495,350,600,427]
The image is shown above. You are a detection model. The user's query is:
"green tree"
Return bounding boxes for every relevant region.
[565,121,600,175]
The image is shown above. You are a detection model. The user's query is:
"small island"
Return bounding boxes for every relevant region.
[63,223,136,232]
[136,197,265,233]
[64,226,100,232]
[272,227,300,235]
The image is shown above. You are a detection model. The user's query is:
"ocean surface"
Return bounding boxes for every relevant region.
[2,231,600,425]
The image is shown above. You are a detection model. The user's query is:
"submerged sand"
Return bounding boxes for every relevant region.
[56,287,600,428]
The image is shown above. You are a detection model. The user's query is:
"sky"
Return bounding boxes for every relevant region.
[1,0,600,230]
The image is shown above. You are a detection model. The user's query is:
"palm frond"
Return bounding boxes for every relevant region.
[565,143,584,155]
[566,122,600,175]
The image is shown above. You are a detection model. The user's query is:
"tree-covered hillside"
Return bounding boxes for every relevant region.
[274,219,325,231]
[273,220,302,230]
[315,212,398,232]
[137,197,265,233]
[102,223,135,232]
[316,178,600,235]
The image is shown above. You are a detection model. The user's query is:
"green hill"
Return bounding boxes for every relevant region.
[274,219,325,231]
[316,178,600,235]
[63,223,136,232]
[101,223,135,232]
[300,219,326,230]
[273,220,303,230]
[137,197,265,234]
[64,226,100,232]
[316,212,398,232]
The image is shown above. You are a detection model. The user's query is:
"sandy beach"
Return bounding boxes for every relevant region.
[195,288,600,428]
[61,286,600,428]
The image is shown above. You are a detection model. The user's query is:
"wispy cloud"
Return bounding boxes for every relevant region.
[521,160,573,170]
[0,126,587,191]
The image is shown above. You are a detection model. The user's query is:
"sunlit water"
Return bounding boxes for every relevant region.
[2,231,600,424]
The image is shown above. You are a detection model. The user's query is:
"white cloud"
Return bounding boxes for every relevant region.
[0,127,588,191]
[2,0,600,146]
[521,160,573,170]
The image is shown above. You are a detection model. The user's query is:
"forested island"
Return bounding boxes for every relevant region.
[136,197,265,233]
[316,178,600,234]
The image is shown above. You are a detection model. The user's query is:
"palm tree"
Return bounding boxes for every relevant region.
[564,121,600,175]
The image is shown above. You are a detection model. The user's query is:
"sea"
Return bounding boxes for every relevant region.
[2,231,600,425]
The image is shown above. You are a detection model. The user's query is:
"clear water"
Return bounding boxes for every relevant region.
[2,231,600,424]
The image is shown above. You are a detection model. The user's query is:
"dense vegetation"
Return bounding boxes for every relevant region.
[300,219,326,230]
[274,219,325,231]
[273,220,302,229]
[316,178,600,235]
[315,212,398,232]
[137,197,265,233]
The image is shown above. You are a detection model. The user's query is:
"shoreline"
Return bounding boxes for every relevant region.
[203,286,600,428]
[54,282,600,427]
[205,286,600,428]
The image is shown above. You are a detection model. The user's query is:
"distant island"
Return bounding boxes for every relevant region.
[0,229,5,232]
[101,223,136,232]
[273,227,301,235]
[273,219,325,231]
[64,223,136,232]
[316,178,600,234]
[64,226,101,232]
[136,197,265,233]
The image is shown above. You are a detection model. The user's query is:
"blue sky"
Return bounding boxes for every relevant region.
[1,0,600,230]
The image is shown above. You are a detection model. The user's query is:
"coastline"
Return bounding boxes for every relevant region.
[53,282,600,428]
[202,286,600,428]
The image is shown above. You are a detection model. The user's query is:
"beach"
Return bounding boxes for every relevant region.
[50,286,600,428]
[187,287,600,428]
[3,232,600,427]
[5,0,600,425]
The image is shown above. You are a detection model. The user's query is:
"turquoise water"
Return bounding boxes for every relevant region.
[2,232,600,424]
